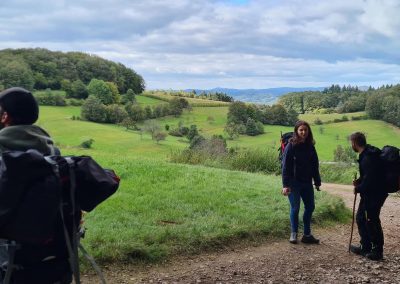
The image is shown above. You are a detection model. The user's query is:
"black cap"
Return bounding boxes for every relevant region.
[0,87,39,125]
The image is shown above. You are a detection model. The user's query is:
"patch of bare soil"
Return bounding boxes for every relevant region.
[82,183,400,283]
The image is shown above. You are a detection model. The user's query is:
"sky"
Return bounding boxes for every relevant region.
[0,0,399,90]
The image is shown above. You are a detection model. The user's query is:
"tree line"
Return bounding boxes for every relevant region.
[278,84,400,127]
[225,102,298,138]
[0,48,145,95]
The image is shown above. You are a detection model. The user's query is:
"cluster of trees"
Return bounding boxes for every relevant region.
[279,84,400,127]
[82,88,190,124]
[279,88,367,114]
[0,48,145,94]
[225,102,298,138]
[145,89,233,103]
[365,85,400,127]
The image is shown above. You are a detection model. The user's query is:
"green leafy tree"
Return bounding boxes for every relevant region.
[87,79,113,105]
[81,95,107,122]
[70,79,88,99]
[0,60,35,90]
[187,125,199,141]
[106,81,121,103]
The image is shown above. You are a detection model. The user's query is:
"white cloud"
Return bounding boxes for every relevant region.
[0,0,399,89]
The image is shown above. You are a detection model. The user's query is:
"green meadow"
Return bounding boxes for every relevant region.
[36,102,399,264]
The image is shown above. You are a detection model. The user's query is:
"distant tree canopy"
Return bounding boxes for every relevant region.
[278,84,367,114]
[226,101,297,137]
[0,48,145,94]
[278,84,400,127]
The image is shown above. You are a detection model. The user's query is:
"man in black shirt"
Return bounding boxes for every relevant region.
[350,132,387,261]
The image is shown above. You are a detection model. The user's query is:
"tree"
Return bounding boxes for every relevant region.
[224,122,242,140]
[187,125,199,141]
[227,101,248,124]
[125,103,145,122]
[0,60,35,90]
[87,79,113,105]
[70,79,88,99]
[169,98,184,116]
[106,81,121,103]
[122,89,136,104]
[154,132,167,144]
[142,120,161,140]
[81,95,107,122]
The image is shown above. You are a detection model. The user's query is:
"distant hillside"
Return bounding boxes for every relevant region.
[185,87,325,104]
[0,48,145,94]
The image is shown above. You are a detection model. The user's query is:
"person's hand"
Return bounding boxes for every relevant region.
[352,178,360,186]
[315,185,321,191]
[282,187,291,196]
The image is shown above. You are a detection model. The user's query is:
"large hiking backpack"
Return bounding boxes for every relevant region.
[278,132,293,164]
[0,149,120,284]
[380,145,400,193]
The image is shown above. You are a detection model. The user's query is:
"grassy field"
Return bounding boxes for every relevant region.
[142,91,231,107]
[300,112,366,124]
[35,105,353,264]
[38,105,400,162]
[81,157,349,263]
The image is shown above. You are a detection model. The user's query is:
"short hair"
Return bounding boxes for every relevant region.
[0,87,39,125]
[350,132,366,147]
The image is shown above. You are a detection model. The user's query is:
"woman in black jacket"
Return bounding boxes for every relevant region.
[281,120,321,244]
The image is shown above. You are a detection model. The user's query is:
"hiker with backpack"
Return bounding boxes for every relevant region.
[349,132,388,261]
[281,120,321,244]
[0,87,71,283]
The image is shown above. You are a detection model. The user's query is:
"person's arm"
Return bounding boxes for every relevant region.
[354,155,374,194]
[282,142,294,189]
[311,146,321,189]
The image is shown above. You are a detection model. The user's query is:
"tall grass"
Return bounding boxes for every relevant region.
[319,163,358,184]
[170,147,281,174]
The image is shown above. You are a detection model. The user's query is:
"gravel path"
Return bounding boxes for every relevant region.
[83,183,400,283]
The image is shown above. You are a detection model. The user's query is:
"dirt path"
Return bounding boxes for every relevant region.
[83,184,400,283]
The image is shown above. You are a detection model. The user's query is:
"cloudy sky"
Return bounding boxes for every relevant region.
[1,0,399,89]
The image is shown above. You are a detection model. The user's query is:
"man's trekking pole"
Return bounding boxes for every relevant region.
[349,173,358,253]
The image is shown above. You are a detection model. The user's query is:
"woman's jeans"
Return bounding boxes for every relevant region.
[288,180,315,235]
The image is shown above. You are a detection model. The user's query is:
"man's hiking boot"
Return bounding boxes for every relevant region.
[366,248,383,261]
[301,235,319,244]
[289,232,297,244]
[350,245,371,256]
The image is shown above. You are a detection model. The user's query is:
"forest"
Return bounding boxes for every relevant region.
[0,48,145,95]
[278,84,400,127]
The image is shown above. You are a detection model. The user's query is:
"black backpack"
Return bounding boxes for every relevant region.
[0,149,120,284]
[278,132,293,164]
[380,145,400,193]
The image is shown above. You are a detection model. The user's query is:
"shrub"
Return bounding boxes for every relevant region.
[81,95,107,123]
[314,117,323,125]
[35,90,67,106]
[80,138,94,149]
[333,145,357,163]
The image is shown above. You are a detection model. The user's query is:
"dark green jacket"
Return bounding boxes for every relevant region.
[0,125,56,155]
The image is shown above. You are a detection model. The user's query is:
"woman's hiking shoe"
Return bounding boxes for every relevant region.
[301,235,319,244]
[350,245,371,256]
[289,232,297,244]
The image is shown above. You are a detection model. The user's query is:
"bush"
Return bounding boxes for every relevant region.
[35,90,67,106]
[333,145,357,163]
[80,138,94,149]
[314,117,323,125]
[81,95,107,123]
[68,98,84,106]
